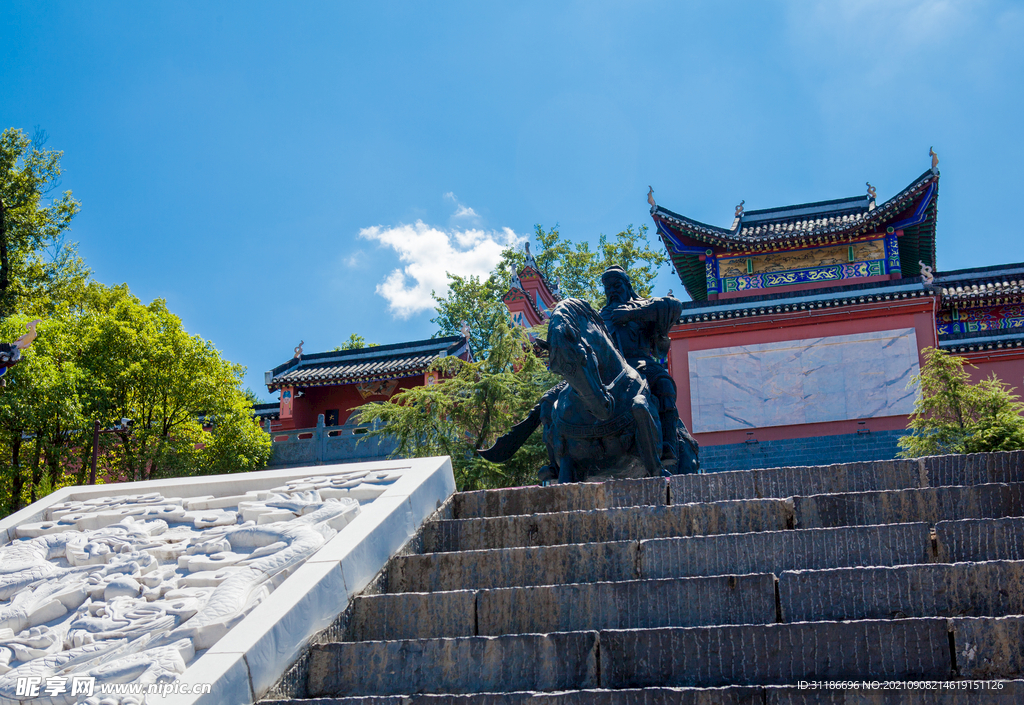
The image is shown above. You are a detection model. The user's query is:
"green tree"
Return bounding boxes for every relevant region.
[0,284,273,514]
[898,347,1024,458]
[0,128,87,318]
[334,333,379,351]
[0,312,88,507]
[79,284,272,482]
[432,223,667,357]
[355,318,557,491]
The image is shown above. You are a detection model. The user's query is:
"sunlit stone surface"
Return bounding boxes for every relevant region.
[0,466,406,704]
[688,328,920,433]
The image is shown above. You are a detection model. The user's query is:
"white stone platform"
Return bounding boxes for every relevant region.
[0,457,455,705]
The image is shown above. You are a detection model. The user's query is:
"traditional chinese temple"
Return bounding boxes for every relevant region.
[499,155,1024,473]
[648,158,1024,471]
[263,334,472,432]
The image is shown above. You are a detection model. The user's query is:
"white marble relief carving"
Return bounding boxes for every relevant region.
[689,328,920,433]
[0,466,405,704]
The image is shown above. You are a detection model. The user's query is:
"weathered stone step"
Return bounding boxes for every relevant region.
[448,451,1024,520]
[779,560,1024,623]
[266,680,1024,704]
[425,498,794,552]
[453,477,666,519]
[391,522,931,593]
[388,540,638,593]
[266,684,1024,705]
[794,482,1024,530]
[425,483,1024,553]
[349,574,777,641]
[641,522,932,581]
[307,619,966,697]
[936,517,1024,563]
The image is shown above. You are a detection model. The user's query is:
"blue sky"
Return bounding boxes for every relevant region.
[2,1,1022,399]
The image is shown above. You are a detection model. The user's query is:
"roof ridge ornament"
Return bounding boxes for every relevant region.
[294,340,304,359]
[647,186,656,212]
[735,200,745,219]
[929,147,939,174]
[866,182,876,201]
[919,261,935,285]
[523,241,539,272]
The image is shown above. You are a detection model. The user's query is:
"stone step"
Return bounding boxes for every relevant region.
[266,681,1024,704]
[448,451,1024,520]
[779,560,1024,623]
[936,517,1024,563]
[388,540,639,593]
[349,574,777,642]
[424,483,1024,553]
[306,618,979,697]
[453,477,667,519]
[640,522,932,581]
[425,498,794,553]
[360,560,1024,643]
[391,522,930,593]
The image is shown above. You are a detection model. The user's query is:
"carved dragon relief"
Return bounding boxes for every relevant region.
[0,467,405,703]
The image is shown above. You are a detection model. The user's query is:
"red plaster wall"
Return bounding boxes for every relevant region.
[669,297,937,447]
[275,375,427,430]
[958,351,1024,392]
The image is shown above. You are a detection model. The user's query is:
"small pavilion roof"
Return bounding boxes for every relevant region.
[266,335,470,391]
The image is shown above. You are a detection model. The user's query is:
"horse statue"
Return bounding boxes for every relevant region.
[481,298,698,483]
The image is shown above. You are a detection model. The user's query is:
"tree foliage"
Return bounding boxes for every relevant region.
[898,347,1024,458]
[0,126,272,515]
[0,128,87,319]
[432,223,667,358]
[355,318,557,491]
[334,333,378,351]
[0,283,272,512]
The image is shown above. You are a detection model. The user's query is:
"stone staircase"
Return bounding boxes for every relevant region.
[263,451,1024,704]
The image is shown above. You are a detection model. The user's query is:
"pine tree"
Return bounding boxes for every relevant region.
[898,347,1024,457]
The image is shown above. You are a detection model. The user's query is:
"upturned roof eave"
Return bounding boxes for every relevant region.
[654,168,938,251]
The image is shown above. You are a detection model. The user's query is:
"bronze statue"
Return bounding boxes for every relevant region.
[600,265,691,469]
[480,267,699,483]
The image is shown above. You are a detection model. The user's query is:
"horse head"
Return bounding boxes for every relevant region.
[546,299,618,420]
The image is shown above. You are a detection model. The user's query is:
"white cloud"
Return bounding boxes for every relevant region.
[444,191,481,222]
[344,250,364,267]
[453,204,480,220]
[360,221,525,318]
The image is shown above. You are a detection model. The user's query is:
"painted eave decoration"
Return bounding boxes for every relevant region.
[654,167,940,301]
[674,278,933,326]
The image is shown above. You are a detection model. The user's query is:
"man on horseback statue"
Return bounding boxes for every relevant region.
[480,261,699,482]
[599,265,687,469]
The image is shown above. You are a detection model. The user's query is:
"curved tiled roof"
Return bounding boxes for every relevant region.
[934,262,1024,308]
[654,169,937,251]
[266,336,469,391]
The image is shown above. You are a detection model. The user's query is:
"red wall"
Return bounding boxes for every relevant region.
[959,351,1024,393]
[275,374,426,430]
[669,297,938,447]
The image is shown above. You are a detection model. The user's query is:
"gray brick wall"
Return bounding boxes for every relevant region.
[699,428,905,474]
